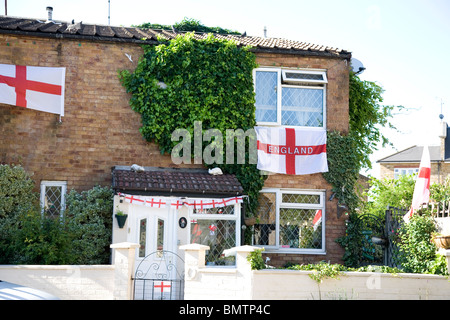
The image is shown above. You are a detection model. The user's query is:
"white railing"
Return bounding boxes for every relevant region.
[429,201,450,218]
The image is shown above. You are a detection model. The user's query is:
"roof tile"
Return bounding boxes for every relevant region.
[0,16,350,58]
[112,166,244,196]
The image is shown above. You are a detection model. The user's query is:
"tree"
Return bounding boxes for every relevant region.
[136,17,240,35]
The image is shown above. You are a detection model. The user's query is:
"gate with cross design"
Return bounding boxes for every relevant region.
[132,250,185,300]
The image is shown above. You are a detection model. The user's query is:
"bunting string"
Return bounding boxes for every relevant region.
[118,193,244,210]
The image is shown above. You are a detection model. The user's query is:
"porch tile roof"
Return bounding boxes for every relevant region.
[111,166,244,197]
[0,16,351,58]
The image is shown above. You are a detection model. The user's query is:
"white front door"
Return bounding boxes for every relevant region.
[131,205,177,272]
[130,204,184,300]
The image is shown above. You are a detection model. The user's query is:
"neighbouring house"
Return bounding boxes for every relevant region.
[378,121,450,184]
[0,8,351,273]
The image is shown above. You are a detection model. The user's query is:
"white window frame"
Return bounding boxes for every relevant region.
[40,180,67,217]
[253,67,327,129]
[281,69,328,85]
[187,201,241,265]
[255,188,326,255]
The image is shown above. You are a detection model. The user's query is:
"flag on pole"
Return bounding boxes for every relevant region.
[0,63,65,116]
[255,126,328,175]
[403,146,431,223]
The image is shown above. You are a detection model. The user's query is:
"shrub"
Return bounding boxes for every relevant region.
[396,212,441,274]
[247,248,266,270]
[65,186,114,264]
[0,164,38,218]
[0,164,114,264]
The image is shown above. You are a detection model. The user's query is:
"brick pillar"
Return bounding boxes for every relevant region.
[110,242,139,300]
[179,243,209,280]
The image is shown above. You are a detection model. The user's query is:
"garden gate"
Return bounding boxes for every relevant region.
[352,213,386,266]
[350,208,406,267]
[385,207,406,268]
[132,250,185,300]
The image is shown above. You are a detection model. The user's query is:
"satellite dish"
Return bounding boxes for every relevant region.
[351,58,366,75]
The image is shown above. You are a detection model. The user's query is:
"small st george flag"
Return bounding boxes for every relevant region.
[0,63,65,116]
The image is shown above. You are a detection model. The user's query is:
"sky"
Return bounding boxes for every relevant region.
[5,0,450,177]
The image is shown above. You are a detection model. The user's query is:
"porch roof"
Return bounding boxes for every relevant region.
[111,166,244,197]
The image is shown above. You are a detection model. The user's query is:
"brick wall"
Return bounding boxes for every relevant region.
[380,162,447,184]
[0,35,349,264]
[0,34,186,191]
[255,53,349,265]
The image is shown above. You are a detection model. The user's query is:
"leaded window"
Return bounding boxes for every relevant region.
[190,203,240,266]
[254,189,325,254]
[40,181,67,218]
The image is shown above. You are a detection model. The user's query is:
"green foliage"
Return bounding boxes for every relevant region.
[0,165,71,264]
[119,32,265,215]
[0,165,113,264]
[334,213,366,267]
[430,176,450,204]
[322,131,361,211]
[0,164,38,218]
[322,73,401,211]
[363,175,415,218]
[288,262,346,283]
[349,72,402,169]
[0,205,72,264]
[247,248,266,270]
[349,264,402,274]
[65,186,114,264]
[396,212,442,274]
[136,17,240,35]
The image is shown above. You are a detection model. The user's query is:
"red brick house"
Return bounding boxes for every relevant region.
[0,13,351,269]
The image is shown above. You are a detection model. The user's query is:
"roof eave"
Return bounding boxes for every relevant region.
[249,47,351,60]
[0,25,351,59]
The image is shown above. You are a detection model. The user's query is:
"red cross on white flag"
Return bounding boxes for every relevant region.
[0,63,65,116]
[154,281,171,294]
[403,146,431,223]
[255,126,328,175]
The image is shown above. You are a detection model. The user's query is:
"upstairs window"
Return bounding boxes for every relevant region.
[254,68,327,128]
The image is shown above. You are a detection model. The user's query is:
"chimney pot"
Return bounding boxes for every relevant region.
[46,6,53,21]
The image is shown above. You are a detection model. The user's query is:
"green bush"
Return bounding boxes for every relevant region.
[396,212,443,274]
[65,186,114,264]
[247,248,266,270]
[0,164,38,218]
[0,206,72,264]
[0,164,114,264]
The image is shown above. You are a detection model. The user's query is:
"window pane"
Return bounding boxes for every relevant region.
[255,71,278,123]
[190,219,236,265]
[157,218,165,252]
[254,193,277,246]
[282,193,320,205]
[279,208,322,249]
[283,72,324,81]
[281,87,323,127]
[193,205,234,215]
[43,186,62,218]
[139,218,147,257]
